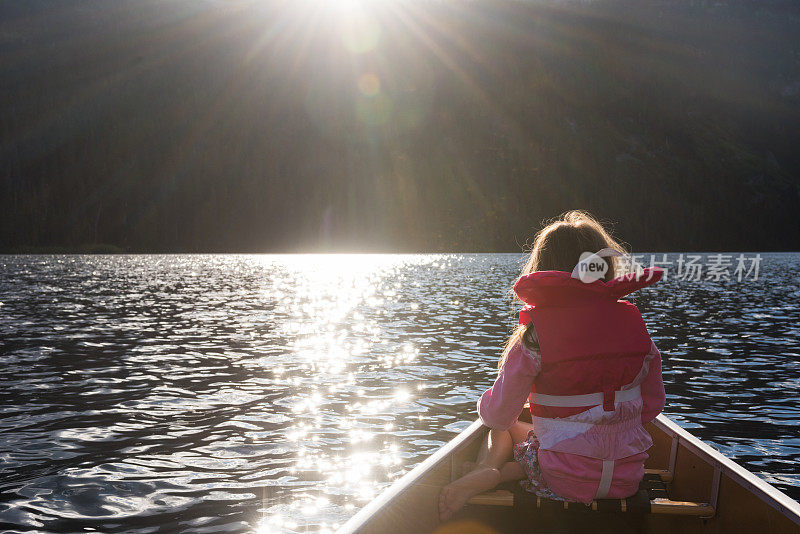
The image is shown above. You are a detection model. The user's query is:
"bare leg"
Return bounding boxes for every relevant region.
[498,461,526,483]
[461,421,533,476]
[508,420,534,446]
[460,460,477,477]
[439,422,532,521]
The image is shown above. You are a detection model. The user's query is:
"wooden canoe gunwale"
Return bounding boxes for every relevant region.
[652,415,800,527]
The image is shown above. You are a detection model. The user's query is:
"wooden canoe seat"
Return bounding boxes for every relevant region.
[467,471,714,517]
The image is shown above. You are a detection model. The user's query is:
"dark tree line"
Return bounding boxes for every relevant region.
[1,0,799,252]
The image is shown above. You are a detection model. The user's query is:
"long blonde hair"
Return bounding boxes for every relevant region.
[499,210,628,369]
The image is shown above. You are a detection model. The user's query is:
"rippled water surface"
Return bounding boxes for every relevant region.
[1,253,798,533]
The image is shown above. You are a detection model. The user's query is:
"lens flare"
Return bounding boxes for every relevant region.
[358,73,381,97]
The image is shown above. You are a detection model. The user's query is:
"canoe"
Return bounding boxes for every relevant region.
[338,414,800,533]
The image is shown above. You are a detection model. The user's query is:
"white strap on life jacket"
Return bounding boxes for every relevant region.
[595,460,615,499]
[531,384,641,408]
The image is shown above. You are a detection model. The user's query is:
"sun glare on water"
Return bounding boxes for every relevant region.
[248,255,442,532]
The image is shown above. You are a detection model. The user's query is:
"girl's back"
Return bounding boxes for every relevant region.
[515,267,665,503]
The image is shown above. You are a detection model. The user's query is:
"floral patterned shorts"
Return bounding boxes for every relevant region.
[512,430,566,501]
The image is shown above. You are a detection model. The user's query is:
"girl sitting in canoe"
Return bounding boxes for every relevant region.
[439,210,666,521]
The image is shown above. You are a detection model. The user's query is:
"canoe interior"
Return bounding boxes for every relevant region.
[339,415,800,533]
[644,416,800,534]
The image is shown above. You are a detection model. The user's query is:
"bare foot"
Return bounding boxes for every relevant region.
[438,466,501,522]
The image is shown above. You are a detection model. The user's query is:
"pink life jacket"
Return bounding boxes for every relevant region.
[514,266,664,498]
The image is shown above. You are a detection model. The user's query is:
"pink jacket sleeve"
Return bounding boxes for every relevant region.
[641,340,666,424]
[477,342,541,431]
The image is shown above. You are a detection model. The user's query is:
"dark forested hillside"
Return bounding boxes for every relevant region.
[1,0,799,252]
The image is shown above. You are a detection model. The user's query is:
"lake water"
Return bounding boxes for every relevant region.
[0,253,798,533]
